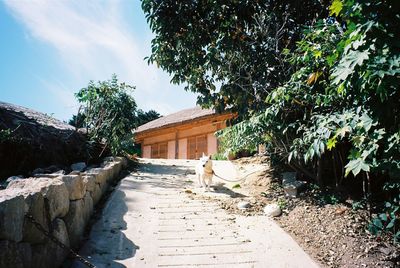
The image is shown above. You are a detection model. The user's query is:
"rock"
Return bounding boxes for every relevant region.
[282,172,297,184]
[63,193,93,248]
[43,165,63,173]
[6,175,23,183]
[115,156,128,168]
[32,173,61,179]
[52,170,66,175]
[91,183,103,205]
[31,218,69,268]
[283,180,306,198]
[8,177,69,221]
[71,162,86,172]
[264,204,282,217]
[0,190,26,242]
[59,174,86,200]
[82,192,94,224]
[379,247,392,255]
[63,199,85,248]
[0,240,32,268]
[47,218,70,266]
[237,201,251,210]
[32,168,46,176]
[86,168,108,186]
[82,174,96,193]
[22,191,49,244]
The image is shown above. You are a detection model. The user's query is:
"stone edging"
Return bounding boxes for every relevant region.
[0,157,128,268]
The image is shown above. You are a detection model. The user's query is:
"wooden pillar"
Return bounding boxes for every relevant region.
[175,130,179,159]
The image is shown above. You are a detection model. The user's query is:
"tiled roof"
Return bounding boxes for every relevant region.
[135,106,216,134]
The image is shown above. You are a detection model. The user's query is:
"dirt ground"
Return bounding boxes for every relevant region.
[191,156,400,268]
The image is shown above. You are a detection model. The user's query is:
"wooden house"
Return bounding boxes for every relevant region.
[134,106,234,159]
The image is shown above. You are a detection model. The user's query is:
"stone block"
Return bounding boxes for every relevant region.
[22,191,48,244]
[63,193,93,248]
[31,218,69,268]
[71,162,87,172]
[91,184,102,205]
[82,192,94,224]
[59,175,86,200]
[282,172,297,185]
[63,199,85,248]
[0,190,26,242]
[82,174,96,193]
[8,177,69,221]
[264,203,282,217]
[115,156,128,167]
[85,168,108,186]
[283,180,306,198]
[0,240,32,268]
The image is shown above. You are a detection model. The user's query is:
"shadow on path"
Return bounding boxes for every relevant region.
[71,189,138,268]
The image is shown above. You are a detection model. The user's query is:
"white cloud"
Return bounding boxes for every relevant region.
[36,77,79,119]
[4,0,197,118]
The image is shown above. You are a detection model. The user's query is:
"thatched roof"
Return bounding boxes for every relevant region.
[135,106,216,134]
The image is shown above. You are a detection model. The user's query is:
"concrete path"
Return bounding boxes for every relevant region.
[72,159,319,268]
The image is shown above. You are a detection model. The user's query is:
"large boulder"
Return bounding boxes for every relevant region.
[59,175,86,200]
[63,193,93,248]
[0,101,105,181]
[8,177,69,221]
[0,240,32,268]
[31,218,70,268]
[22,191,48,244]
[82,174,96,193]
[0,189,26,242]
[91,184,103,206]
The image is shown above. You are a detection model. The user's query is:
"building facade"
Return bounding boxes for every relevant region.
[135,107,234,159]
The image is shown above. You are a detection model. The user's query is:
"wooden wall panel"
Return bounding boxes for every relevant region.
[207,133,218,156]
[143,145,151,158]
[167,141,175,159]
[178,138,187,159]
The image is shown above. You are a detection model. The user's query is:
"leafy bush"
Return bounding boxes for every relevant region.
[75,75,138,156]
[217,0,400,241]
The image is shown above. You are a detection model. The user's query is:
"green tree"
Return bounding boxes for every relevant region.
[68,112,86,128]
[136,109,161,126]
[75,75,138,155]
[141,0,328,117]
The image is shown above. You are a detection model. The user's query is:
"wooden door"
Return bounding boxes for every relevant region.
[151,142,168,158]
[159,143,168,159]
[187,135,207,159]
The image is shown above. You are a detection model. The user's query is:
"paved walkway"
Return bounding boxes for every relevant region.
[72,159,319,268]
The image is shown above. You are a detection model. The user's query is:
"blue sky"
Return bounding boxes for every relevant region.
[0,0,197,121]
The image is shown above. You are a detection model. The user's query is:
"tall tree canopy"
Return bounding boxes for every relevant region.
[142,0,328,117]
[75,75,138,155]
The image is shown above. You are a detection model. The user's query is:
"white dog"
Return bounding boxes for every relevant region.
[195,153,213,191]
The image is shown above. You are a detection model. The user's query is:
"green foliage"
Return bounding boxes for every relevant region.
[142,0,327,117]
[277,198,287,210]
[0,129,12,142]
[143,0,400,243]
[369,191,400,244]
[216,114,265,156]
[75,75,138,156]
[68,112,86,128]
[212,152,227,161]
[232,184,241,189]
[136,109,161,126]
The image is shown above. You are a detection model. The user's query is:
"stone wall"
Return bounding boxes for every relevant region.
[0,157,128,268]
